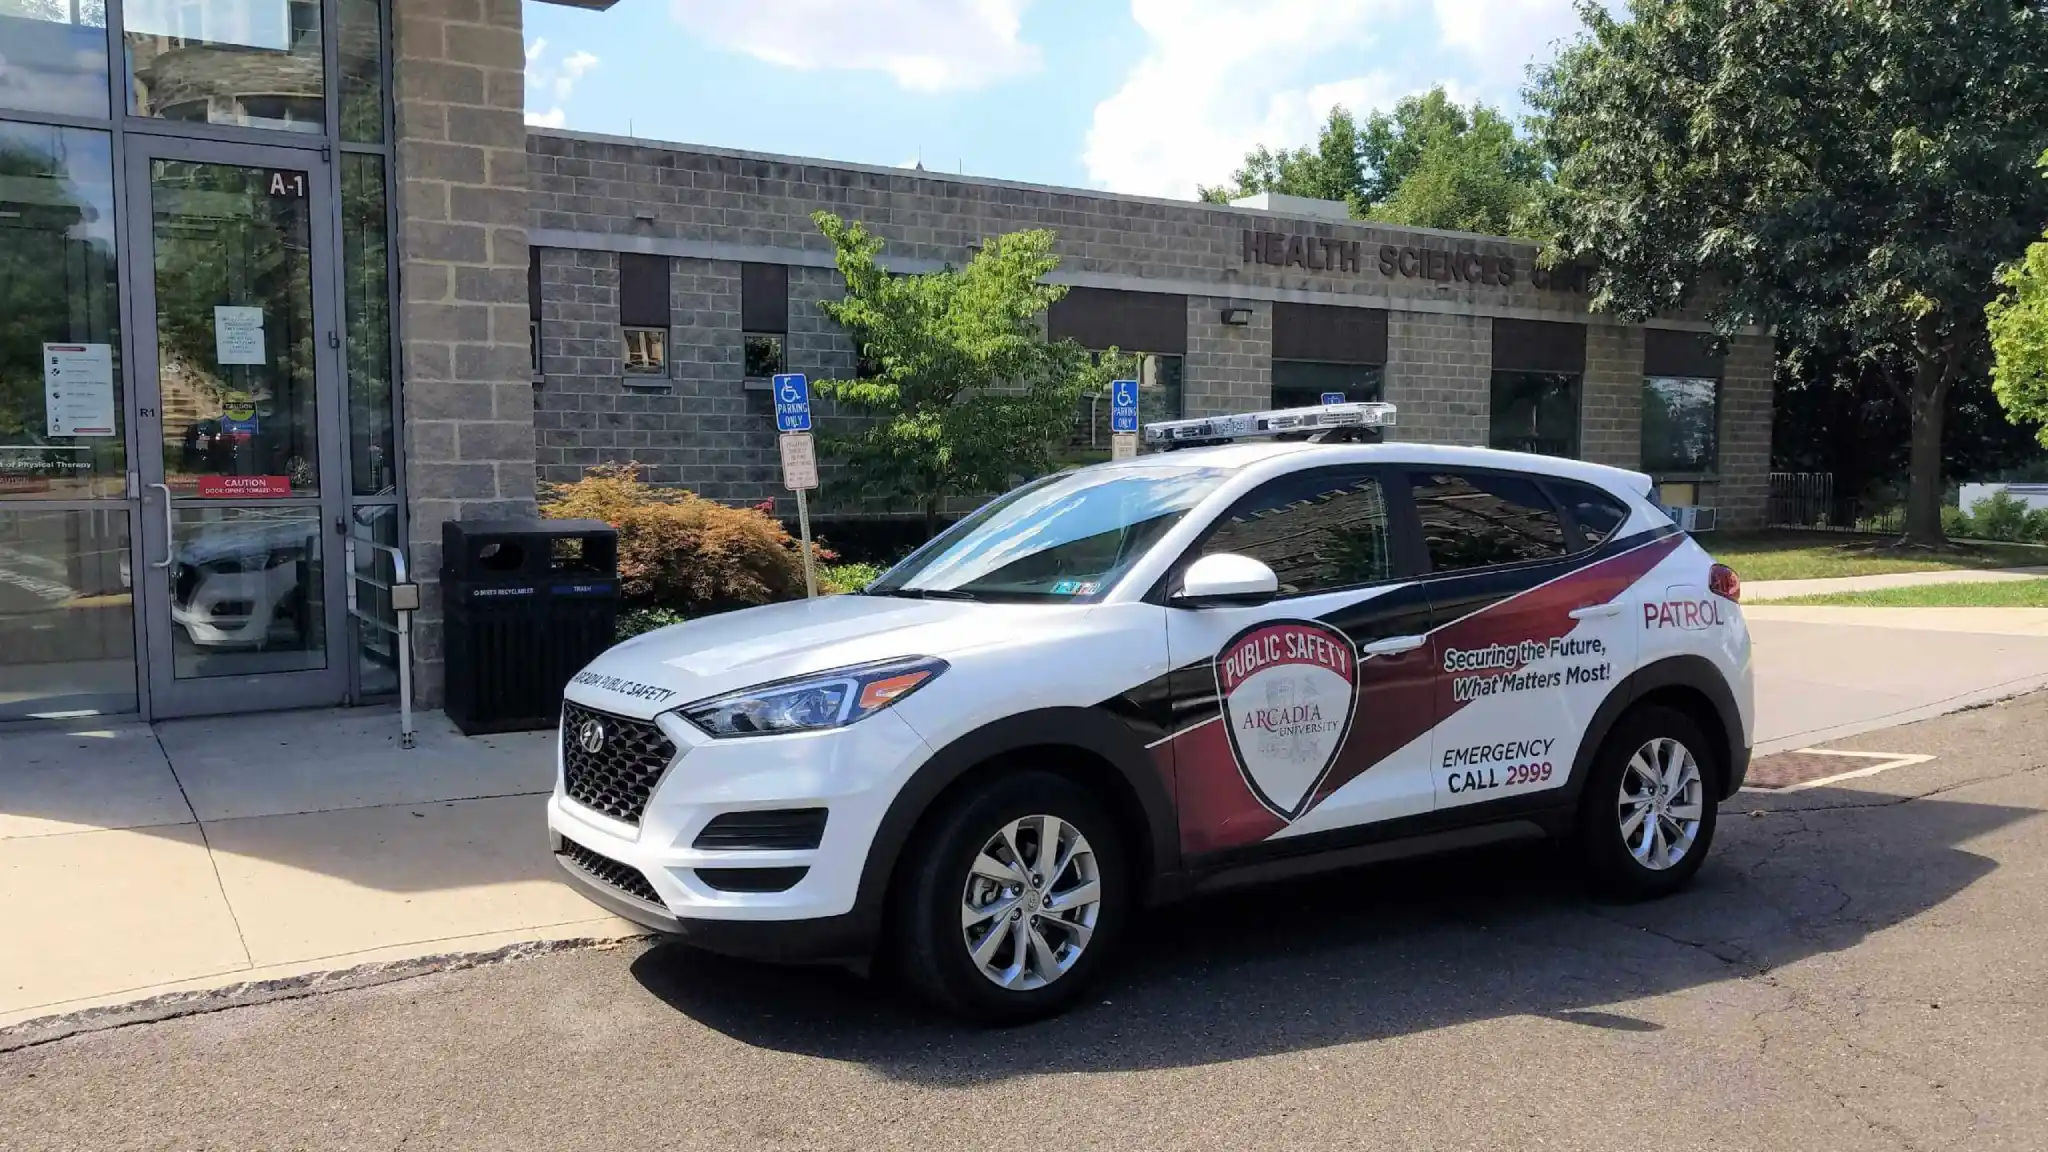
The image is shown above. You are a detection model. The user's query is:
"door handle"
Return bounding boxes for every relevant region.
[1362,634,1426,657]
[1569,603,1623,620]
[149,483,174,569]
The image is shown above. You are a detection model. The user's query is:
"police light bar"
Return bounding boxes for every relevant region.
[1142,402,1397,448]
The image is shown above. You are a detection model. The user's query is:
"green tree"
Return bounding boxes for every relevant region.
[809,212,1133,537]
[1197,107,1367,208]
[1991,154,2048,441]
[1531,0,2048,547]
[1200,89,1547,236]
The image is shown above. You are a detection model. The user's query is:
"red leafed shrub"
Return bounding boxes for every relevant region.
[541,465,826,613]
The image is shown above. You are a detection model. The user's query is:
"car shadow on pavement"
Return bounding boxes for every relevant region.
[631,785,2033,1082]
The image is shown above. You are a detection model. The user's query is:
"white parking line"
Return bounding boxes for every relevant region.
[1743,749,1936,793]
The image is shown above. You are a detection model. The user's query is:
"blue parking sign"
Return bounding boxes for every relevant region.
[1109,378,1139,433]
[1320,391,1346,405]
[774,373,811,432]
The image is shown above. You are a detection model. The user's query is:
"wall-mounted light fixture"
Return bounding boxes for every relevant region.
[1221,305,1253,326]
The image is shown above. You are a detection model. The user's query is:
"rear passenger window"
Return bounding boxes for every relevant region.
[1550,480,1629,551]
[1412,472,1567,573]
[1201,469,1394,596]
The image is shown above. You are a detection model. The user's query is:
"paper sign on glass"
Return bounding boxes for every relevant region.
[43,343,116,437]
[214,306,266,365]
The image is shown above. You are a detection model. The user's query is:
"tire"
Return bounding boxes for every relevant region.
[1574,705,1720,899]
[891,769,1127,1025]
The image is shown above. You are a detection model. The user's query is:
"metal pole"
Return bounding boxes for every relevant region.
[796,487,817,599]
[397,607,414,749]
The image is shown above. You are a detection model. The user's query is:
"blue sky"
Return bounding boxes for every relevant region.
[523,0,1607,201]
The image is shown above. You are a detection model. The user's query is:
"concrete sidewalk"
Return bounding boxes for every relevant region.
[1745,566,2048,602]
[9,604,2048,1030]
[0,709,637,1029]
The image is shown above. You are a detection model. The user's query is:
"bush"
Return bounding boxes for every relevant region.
[616,606,687,641]
[1962,491,2035,542]
[541,465,824,614]
[822,561,885,593]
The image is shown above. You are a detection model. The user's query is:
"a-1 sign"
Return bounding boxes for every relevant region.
[1109,378,1139,433]
[773,373,811,432]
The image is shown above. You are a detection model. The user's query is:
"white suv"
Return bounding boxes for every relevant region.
[548,404,1753,1023]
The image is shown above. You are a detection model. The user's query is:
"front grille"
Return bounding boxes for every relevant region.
[695,866,808,894]
[561,701,675,825]
[693,808,829,851]
[558,838,663,905]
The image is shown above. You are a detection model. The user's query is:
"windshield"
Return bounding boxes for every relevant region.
[870,464,1231,602]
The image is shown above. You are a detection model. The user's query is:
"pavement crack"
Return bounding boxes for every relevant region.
[154,725,255,973]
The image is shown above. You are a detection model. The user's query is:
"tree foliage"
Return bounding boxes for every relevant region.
[1199,88,1547,237]
[808,212,1132,534]
[1990,154,2048,443]
[1530,0,2048,546]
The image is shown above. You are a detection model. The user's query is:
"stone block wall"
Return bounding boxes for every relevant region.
[1385,312,1489,446]
[392,0,533,702]
[1582,323,1644,470]
[1185,297,1272,417]
[1710,333,1775,529]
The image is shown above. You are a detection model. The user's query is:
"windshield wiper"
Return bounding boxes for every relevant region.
[865,587,980,601]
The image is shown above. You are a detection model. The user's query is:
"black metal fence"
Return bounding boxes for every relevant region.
[1767,472,1906,534]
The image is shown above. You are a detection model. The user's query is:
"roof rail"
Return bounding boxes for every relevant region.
[1143,402,1397,451]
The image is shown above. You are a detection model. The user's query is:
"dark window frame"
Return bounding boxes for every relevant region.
[1154,464,1425,603]
[1538,476,1632,555]
[1489,369,1584,459]
[617,252,671,329]
[1640,374,1722,476]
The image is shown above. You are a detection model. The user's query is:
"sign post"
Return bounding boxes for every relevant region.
[1109,378,1139,461]
[773,374,819,598]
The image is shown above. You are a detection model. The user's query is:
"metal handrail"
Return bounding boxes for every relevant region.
[344,536,416,749]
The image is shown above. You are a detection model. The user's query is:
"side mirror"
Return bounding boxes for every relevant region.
[1173,553,1279,608]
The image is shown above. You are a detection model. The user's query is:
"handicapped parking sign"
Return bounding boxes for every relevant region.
[1110,378,1139,433]
[774,373,811,432]
[1321,391,1346,405]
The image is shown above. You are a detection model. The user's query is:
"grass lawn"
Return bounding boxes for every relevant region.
[1703,530,2048,582]
[1771,578,2048,608]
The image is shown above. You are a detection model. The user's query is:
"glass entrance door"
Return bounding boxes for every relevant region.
[128,137,348,717]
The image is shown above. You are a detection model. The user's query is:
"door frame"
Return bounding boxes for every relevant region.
[123,134,351,719]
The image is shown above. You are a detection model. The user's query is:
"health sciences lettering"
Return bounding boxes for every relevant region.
[1240,229,1591,293]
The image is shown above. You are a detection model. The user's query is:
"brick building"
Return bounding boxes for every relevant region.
[524,131,1771,529]
[0,0,1768,724]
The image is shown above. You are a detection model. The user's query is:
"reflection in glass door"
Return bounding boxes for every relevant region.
[129,139,347,717]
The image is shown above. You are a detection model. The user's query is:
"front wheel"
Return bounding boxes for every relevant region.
[1575,706,1720,898]
[892,770,1126,1025]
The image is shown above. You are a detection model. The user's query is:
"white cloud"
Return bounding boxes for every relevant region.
[1082,0,1423,200]
[524,38,598,128]
[1433,0,1610,91]
[668,0,1040,92]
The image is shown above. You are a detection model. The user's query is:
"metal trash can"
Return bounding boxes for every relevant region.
[442,518,619,735]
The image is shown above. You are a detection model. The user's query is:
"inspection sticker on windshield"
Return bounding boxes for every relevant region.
[1050,580,1097,595]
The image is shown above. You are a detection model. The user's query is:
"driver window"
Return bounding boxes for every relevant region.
[1200,469,1392,596]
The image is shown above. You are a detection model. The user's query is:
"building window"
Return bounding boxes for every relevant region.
[623,328,667,374]
[1642,329,1725,475]
[1490,319,1585,459]
[1272,362,1384,409]
[1411,471,1567,573]
[618,252,669,378]
[1642,376,1720,473]
[528,247,543,377]
[124,0,328,133]
[1490,371,1582,458]
[0,0,111,117]
[742,263,788,381]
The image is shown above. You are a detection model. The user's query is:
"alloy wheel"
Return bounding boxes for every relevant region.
[1617,737,1705,871]
[960,814,1102,990]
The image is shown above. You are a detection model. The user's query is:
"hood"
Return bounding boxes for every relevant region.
[567,594,1093,718]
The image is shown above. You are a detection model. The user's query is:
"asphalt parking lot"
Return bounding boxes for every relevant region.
[6,693,2047,1152]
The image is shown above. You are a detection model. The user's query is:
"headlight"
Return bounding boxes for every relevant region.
[678,657,947,738]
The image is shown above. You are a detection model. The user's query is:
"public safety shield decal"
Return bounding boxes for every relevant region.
[1215,619,1359,820]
